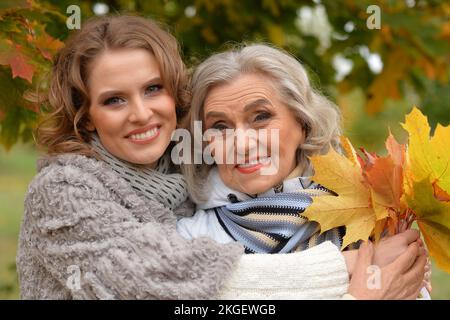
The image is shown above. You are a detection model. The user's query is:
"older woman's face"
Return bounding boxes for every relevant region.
[87,48,176,167]
[203,73,305,195]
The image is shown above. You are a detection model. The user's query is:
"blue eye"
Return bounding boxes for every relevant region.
[212,122,229,130]
[254,112,271,122]
[145,84,163,95]
[103,96,125,106]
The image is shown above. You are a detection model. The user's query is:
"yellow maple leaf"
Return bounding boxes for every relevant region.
[404,178,450,273]
[302,147,377,249]
[340,136,360,167]
[401,107,450,198]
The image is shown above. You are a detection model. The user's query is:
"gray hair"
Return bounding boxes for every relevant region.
[183,43,342,203]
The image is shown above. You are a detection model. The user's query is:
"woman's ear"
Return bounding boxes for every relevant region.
[300,127,307,145]
[85,118,95,132]
[176,109,191,130]
[83,102,95,131]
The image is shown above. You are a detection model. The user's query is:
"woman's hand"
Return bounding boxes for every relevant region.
[343,228,423,278]
[372,227,432,294]
[347,240,427,300]
[373,229,421,268]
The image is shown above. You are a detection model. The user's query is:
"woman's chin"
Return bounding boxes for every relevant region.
[234,178,276,195]
[119,148,164,168]
[123,140,170,166]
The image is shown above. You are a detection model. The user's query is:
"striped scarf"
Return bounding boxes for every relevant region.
[212,166,345,253]
[90,134,188,210]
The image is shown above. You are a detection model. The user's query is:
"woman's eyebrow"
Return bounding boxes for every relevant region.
[243,98,271,112]
[204,98,271,120]
[96,77,162,102]
[97,90,123,103]
[204,110,227,120]
[141,77,163,88]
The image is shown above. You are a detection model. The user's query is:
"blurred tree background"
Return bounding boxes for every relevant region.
[0,0,449,299]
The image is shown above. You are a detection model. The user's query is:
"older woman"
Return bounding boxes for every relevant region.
[178,44,428,299]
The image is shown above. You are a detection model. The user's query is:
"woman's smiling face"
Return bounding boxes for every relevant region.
[87,48,177,168]
[203,73,306,195]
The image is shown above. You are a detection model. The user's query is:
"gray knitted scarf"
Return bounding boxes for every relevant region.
[90,134,188,210]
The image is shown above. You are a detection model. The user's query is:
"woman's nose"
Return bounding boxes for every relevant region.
[128,98,153,123]
[234,128,259,157]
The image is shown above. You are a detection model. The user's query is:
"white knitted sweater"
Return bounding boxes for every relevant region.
[220,241,350,299]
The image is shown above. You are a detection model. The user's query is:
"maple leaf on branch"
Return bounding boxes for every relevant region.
[301,106,450,274]
[401,107,450,201]
[301,146,378,249]
[401,107,450,273]
[361,133,408,237]
[404,178,450,273]
[0,40,35,83]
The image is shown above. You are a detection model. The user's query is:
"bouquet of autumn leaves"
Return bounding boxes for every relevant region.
[302,107,450,274]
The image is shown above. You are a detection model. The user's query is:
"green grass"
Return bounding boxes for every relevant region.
[0,144,37,300]
[0,144,449,299]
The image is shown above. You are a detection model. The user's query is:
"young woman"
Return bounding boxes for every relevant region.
[17,16,427,300]
[17,15,243,299]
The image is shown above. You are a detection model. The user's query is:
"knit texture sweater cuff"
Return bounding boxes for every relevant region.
[218,241,349,300]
